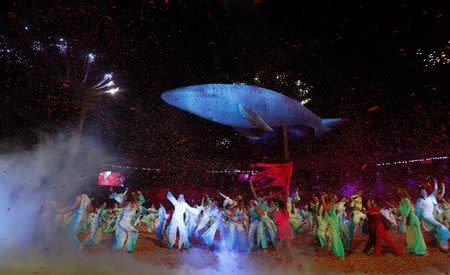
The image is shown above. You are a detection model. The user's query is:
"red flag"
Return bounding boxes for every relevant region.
[250,161,293,201]
[97,171,125,186]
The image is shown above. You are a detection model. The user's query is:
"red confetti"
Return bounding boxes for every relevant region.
[254,0,264,4]
[410,92,416,97]
[104,16,113,21]
[7,12,16,19]
[129,106,137,111]
[361,163,368,170]
[368,106,379,112]
[62,83,70,88]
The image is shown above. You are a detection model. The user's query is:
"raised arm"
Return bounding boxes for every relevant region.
[167,191,178,206]
[137,191,145,205]
[249,180,258,200]
[433,179,438,195]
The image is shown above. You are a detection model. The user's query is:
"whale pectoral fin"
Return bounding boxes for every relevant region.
[233,128,262,140]
[237,103,273,131]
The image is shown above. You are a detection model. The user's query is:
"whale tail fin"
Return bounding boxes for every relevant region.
[315,118,342,137]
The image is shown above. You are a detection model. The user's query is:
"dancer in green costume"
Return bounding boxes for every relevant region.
[322,193,345,257]
[396,188,428,256]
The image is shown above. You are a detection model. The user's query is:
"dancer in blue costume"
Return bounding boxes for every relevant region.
[250,181,276,247]
[166,191,200,250]
[224,196,249,251]
[155,204,169,241]
[195,196,212,237]
[58,193,92,247]
[112,192,140,252]
[202,201,226,247]
[83,202,106,246]
[416,179,450,251]
[247,200,268,250]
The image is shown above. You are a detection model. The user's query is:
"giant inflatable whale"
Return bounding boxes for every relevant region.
[161,84,341,139]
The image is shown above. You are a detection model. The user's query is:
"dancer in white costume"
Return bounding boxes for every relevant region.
[349,189,366,238]
[194,196,212,237]
[166,191,200,250]
[415,180,450,251]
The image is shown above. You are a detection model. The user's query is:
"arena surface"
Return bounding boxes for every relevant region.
[3,226,448,275]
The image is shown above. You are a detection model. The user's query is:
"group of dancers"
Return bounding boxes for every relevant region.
[54,179,450,262]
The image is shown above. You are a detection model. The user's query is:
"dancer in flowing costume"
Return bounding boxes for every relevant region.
[287,198,302,235]
[395,188,428,256]
[310,197,319,236]
[186,204,202,238]
[247,200,268,250]
[349,189,366,239]
[322,194,345,257]
[58,194,92,247]
[202,201,226,247]
[293,206,304,233]
[140,205,158,233]
[366,199,402,256]
[416,180,450,251]
[195,197,212,237]
[155,204,169,241]
[301,205,312,233]
[103,204,121,234]
[316,198,328,248]
[130,191,147,227]
[225,198,249,251]
[274,199,293,263]
[112,192,140,252]
[336,197,350,248]
[249,182,276,246]
[166,191,200,250]
[83,202,106,246]
[440,198,450,229]
[78,214,91,234]
[102,208,114,234]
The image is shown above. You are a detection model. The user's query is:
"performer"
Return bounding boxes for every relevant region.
[112,192,140,253]
[83,202,106,246]
[155,204,169,241]
[249,182,277,247]
[440,198,450,229]
[166,191,200,250]
[336,197,350,248]
[322,193,345,257]
[416,180,450,251]
[202,201,226,247]
[247,200,268,250]
[395,188,427,256]
[315,193,328,248]
[57,193,92,247]
[349,189,366,239]
[194,196,212,237]
[366,199,402,256]
[274,198,293,263]
[224,196,249,251]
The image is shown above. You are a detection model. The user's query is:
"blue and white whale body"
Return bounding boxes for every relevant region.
[161,84,341,139]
